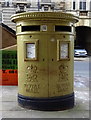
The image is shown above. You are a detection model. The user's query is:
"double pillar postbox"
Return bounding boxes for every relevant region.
[11,12,78,110]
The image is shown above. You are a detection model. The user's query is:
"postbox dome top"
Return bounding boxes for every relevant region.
[11,12,78,23]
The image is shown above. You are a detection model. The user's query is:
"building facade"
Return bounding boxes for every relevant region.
[65,0,91,55]
[65,0,91,27]
[0,0,31,30]
[0,0,91,28]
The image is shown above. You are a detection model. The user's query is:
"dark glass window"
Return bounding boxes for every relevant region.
[73,1,75,10]
[80,1,86,10]
[5,1,9,7]
[83,2,86,10]
[80,2,82,9]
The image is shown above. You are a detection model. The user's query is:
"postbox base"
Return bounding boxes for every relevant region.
[18,93,74,111]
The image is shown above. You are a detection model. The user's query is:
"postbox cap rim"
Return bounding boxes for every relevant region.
[11,11,79,23]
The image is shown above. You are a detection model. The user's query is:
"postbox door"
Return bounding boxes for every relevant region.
[48,38,74,97]
[21,38,49,98]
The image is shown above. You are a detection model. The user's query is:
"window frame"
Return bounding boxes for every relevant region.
[79,1,86,10]
[90,1,91,10]
[24,39,39,61]
[57,40,70,61]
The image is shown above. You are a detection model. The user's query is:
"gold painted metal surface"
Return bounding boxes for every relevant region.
[11,12,78,98]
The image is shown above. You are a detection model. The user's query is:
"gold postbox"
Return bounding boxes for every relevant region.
[11,12,78,111]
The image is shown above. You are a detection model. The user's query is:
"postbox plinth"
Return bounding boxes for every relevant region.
[18,93,74,111]
[11,12,78,111]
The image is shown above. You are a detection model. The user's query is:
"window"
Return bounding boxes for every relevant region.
[7,2,9,7]
[83,2,86,10]
[90,1,91,10]
[73,1,75,10]
[24,40,39,61]
[80,1,86,10]
[57,40,70,61]
[80,2,82,9]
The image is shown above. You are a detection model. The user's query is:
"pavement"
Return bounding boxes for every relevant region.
[74,57,89,61]
[0,57,90,119]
